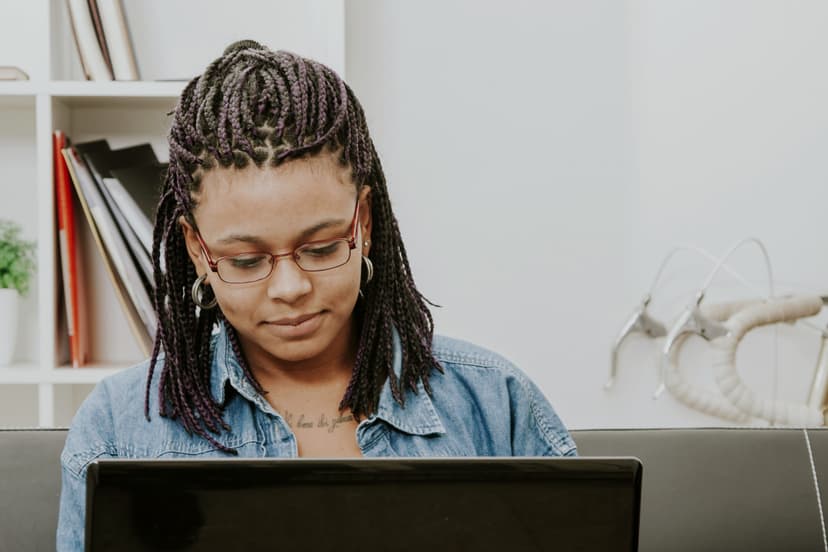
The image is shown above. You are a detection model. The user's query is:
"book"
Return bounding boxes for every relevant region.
[75,141,149,287]
[96,0,140,80]
[80,143,158,178]
[86,0,115,80]
[108,162,166,253]
[76,142,159,289]
[0,66,29,81]
[108,164,164,222]
[65,0,113,81]
[102,176,153,256]
[64,0,90,80]
[53,131,89,368]
[62,146,155,355]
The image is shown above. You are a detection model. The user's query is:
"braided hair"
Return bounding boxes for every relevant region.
[145,40,440,452]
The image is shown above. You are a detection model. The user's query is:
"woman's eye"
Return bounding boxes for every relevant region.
[303,243,339,257]
[229,255,268,269]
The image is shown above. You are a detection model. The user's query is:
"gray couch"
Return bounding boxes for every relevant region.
[2,427,827,551]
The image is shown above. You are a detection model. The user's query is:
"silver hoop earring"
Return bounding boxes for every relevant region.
[362,256,374,284]
[191,273,217,310]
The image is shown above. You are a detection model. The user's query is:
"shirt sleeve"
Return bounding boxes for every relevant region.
[56,461,85,551]
[57,380,117,551]
[508,369,578,457]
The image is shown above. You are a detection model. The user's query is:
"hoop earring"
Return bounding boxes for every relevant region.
[359,256,374,300]
[362,256,374,284]
[191,273,217,310]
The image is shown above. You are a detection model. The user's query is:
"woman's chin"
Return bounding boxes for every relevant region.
[259,328,340,365]
[240,313,354,367]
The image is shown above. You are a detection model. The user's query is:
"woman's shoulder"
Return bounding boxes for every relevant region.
[105,355,158,387]
[431,334,524,376]
[428,333,543,408]
[61,354,178,469]
[94,355,165,413]
[426,334,576,456]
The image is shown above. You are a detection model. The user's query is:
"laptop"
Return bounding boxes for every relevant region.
[85,457,642,552]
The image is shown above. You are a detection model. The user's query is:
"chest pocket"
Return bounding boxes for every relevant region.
[128,419,263,459]
[382,429,473,458]
[151,433,265,458]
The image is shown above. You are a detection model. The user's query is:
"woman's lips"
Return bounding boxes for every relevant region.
[264,312,324,338]
[271,312,319,326]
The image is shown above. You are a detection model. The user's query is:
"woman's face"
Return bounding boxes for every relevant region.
[181,155,372,371]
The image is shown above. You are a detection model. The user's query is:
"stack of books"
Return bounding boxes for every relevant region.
[54,130,164,366]
[65,0,139,81]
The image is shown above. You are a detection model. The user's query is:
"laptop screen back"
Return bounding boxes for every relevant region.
[86,457,641,552]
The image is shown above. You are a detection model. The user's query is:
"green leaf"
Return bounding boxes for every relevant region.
[0,220,36,296]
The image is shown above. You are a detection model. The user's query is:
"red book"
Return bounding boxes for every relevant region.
[54,130,89,368]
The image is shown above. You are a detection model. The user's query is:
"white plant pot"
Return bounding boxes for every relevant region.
[0,289,19,365]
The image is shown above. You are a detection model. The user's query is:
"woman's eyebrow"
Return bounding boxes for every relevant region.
[216,234,267,246]
[215,217,348,246]
[297,217,348,242]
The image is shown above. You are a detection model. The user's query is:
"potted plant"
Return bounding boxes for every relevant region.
[0,220,35,365]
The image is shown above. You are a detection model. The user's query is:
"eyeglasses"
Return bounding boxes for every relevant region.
[194,201,360,284]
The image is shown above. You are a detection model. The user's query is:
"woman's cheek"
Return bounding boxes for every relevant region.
[215,287,255,323]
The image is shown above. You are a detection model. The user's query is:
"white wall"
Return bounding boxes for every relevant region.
[346,0,828,429]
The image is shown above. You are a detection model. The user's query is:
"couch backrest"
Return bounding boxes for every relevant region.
[0,429,67,552]
[2,427,826,551]
[574,428,828,552]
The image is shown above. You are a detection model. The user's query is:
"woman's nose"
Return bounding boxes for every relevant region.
[265,256,313,302]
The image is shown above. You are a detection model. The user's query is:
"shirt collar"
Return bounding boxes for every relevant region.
[210,322,267,411]
[372,326,445,436]
[210,324,231,406]
[210,321,445,436]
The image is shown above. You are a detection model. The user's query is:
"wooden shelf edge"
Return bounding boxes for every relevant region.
[48,80,187,98]
[0,81,38,96]
[0,365,129,384]
[0,80,187,98]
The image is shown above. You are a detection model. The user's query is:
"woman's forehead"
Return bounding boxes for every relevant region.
[192,159,357,241]
[196,157,355,213]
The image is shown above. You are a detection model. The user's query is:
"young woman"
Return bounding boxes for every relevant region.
[57,40,576,549]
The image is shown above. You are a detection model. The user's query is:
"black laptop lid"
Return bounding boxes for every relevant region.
[86,457,641,552]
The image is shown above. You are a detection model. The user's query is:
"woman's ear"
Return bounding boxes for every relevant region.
[359,186,373,255]
[179,216,209,277]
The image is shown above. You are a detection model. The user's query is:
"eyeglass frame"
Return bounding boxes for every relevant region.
[192,200,361,284]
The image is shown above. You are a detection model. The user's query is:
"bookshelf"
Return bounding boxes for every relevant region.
[0,0,345,427]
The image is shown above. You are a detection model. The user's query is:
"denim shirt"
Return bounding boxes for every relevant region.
[57,324,576,550]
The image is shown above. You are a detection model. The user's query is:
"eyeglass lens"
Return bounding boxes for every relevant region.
[216,239,352,283]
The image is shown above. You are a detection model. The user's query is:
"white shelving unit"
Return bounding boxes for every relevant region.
[0,0,345,428]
